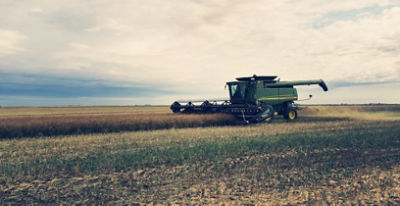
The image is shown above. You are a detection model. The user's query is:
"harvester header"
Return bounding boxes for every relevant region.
[171,75,328,123]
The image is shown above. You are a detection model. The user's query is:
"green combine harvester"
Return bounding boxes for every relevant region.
[170,75,328,123]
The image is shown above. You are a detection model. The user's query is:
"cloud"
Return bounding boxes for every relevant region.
[0,0,399,105]
[44,8,97,32]
[0,29,25,56]
[303,5,400,82]
[0,71,173,98]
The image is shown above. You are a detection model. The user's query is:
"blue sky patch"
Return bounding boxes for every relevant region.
[313,4,396,29]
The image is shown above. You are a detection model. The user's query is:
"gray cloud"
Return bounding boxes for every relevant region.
[45,9,97,32]
[0,71,174,98]
[373,35,400,56]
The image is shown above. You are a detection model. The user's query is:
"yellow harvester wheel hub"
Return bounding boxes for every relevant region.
[288,111,296,120]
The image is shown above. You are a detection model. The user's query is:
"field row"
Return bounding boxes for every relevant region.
[0,106,170,118]
[0,113,236,139]
[1,105,399,139]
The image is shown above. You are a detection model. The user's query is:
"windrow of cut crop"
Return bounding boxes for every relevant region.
[0,113,237,139]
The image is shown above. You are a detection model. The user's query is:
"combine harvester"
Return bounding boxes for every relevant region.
[170,75,328,123]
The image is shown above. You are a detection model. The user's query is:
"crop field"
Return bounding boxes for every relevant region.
[0,106,236,139]
[0,105,400,205]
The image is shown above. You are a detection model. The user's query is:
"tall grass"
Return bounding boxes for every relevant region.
[0,113,236,139]
[0,106,170,118]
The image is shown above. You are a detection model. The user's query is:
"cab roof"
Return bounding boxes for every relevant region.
[235,75,277,81]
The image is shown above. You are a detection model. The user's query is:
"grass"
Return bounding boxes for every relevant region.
[0,105,400,204]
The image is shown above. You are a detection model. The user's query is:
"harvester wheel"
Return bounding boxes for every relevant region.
[183,102,195,113]
[284,108,297,121]
[201,101,212,113]
[170,101,181,113]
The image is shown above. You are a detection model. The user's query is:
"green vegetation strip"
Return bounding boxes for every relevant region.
[1,124,399,180]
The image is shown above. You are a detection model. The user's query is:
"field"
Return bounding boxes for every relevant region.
[0,105,400,205]
[0,106,237,139]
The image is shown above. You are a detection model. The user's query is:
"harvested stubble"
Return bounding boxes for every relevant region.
[0,118,399,204]
[0,105,400,204]
[0,113,236,139]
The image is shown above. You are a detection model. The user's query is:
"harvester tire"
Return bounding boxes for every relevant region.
[182,102,195,113]
[171,102,181,113]
[201,101,212,113]
[284,108,297,121]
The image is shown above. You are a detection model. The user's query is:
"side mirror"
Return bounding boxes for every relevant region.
[309,94,313,99]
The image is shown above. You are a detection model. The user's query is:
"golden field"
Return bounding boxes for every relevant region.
[0,105,399,205]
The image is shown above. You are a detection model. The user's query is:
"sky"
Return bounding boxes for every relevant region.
[0,0,399,106]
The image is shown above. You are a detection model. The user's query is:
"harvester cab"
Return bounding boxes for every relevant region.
[171,75,328,123]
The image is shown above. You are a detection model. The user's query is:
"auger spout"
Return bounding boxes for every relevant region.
[265,79,328,91]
